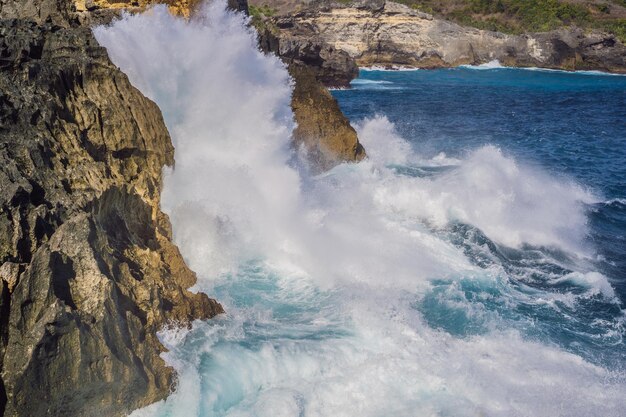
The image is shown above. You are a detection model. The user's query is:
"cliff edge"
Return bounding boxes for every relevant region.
[0,0,369,415]
[0,3,223,416]
[255,0,626,73]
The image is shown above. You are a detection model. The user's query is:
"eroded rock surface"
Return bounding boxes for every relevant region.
[0,0,367,412]
[257,29,365,171]
[268,0,626,73]
[0,11,222,417]
[259,24,358,88]
[289,62,365,171]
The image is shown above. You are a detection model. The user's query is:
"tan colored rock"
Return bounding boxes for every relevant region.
[0,264,21,293]
[289,62,365,172]
[77,0,246,19]
[272,1,626,73]
[0,15,222,417]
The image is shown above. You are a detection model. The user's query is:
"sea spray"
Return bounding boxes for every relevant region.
[95,2,626,416]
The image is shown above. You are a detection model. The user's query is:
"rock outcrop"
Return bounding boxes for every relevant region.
[258,28,366,171]
[0,5,223,417]
[259,25,358,88]
[72,0,248,21]
[0,0,366,415]
[289,62,365,171]
[266,0,626,73]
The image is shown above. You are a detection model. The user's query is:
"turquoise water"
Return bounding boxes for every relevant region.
[96,6,626,416]
[333,67,626,368]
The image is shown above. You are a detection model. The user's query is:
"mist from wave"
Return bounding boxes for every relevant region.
[95,2,626,416]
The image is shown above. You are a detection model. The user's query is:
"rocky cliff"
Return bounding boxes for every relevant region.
[0,4,224,416]
[289,62,365,171]
[252,1,366,172]
[72,0,366,171]
[258,29,366,171]
[264,0,626,73]
[0,0,368,415]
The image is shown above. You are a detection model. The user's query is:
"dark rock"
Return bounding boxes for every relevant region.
[227,0,249,14]
[0,13,222,417]
[259,27,359,88]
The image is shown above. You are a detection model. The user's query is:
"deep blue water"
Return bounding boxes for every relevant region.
[333,67,626,366]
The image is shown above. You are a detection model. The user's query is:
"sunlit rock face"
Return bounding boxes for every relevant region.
[289,62,366,171]
[0,3,223,416]
[267,0,626,73]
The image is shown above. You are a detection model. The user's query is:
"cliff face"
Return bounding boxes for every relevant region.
[268,0,626,73]
[289,62,365,171]
[0,0,367,414]
[258,24,359,88]
[258,30,366,171]
[0,8,222,417]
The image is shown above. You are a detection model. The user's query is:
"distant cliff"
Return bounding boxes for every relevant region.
[0,2,223,416]
[253,0,626,74]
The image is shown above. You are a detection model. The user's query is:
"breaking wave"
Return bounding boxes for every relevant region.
[94,2,626,416]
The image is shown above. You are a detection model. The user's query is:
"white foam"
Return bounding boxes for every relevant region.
[351,79,393,85]
[131,292,626,417]
[356,116,598,254]
[460,59,504,69]
[518,66,626,77]
[95,3,625,416]
[360,65,422,72]
[350,79,403,90]
[604,198,626,205]
[552,271,617,300]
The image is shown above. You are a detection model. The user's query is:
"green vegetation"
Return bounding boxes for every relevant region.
[249,4,278,32]
[604,18,626,40]
[394,0,626,42]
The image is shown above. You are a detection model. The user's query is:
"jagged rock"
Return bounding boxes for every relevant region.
[0,0,76,26]
[258,25,366,170]
[259,26,358,88]
[256,3,366,170]
[79,0,249,20]
[0,0,364,412]
[289,62,365,171]
[0,14,222,417]
[267,0,626,73]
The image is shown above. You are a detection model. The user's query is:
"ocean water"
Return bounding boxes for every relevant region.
[94,3,626,416]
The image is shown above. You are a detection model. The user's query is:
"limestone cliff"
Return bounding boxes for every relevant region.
[257,29,366,171]
[266,0,626,73]
[0,7,223,417]
[252,0,364,171]
[288,62,365,171]
[258,23,358,88]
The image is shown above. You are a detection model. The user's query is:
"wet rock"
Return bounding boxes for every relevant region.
[0,12,222,417]
[289,62,365,172]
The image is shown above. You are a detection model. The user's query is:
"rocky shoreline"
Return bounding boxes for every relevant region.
[256,0,626,87]
[0,1,364,416]
[0,8,225,416]
[2,0,622,416]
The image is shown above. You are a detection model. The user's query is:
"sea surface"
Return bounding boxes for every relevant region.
[95,3,626,416]
[333,66,626,361]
